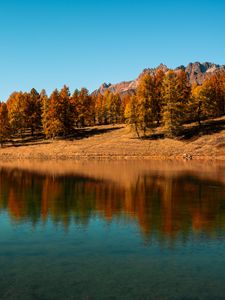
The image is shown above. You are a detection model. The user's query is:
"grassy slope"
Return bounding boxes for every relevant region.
[1,117,225,160]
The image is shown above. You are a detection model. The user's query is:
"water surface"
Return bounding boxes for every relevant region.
[0,161,225,300]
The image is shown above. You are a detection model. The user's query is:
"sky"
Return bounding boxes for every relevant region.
[0,0,224,100]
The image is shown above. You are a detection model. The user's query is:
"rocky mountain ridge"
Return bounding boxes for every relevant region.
[93,62,225,97]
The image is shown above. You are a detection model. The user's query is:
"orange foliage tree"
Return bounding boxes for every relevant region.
[0,102,10,146]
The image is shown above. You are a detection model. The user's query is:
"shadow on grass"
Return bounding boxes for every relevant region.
[3,132,48,148]
[1,126,122,148]
[70,126,122,140]
[180,119,225,141]
[142,133,165,140]
[132,118,225,141]
[5,140,50,148]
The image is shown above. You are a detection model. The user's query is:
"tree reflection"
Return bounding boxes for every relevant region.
[0,167,225,241]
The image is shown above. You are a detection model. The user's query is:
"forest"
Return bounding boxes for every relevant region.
[0,69,225,146]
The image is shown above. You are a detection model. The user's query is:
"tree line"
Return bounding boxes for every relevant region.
[0,69,225,146]
[0,87,124,145]
[125,69,225,137]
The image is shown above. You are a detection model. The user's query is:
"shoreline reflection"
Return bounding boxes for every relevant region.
[1,164,225,242]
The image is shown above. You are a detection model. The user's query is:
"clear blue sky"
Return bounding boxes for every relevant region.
[0,0,224,100]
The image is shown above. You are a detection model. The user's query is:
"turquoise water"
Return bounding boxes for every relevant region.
[0,163,225,299]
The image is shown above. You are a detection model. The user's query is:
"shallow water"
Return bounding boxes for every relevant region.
[0,161,225,299]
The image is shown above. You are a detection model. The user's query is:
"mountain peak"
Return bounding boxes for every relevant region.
[93,62,225,97]
[156,63,168,72]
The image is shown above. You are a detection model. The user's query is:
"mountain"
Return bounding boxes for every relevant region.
[92,62,225,97]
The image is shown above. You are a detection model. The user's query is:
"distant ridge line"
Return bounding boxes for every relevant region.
[92,62,225,97]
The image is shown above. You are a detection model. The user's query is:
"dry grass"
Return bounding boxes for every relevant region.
[1,117,225,161]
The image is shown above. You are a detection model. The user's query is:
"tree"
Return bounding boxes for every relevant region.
[59,85,74,136]
[70,89,79,127]
[200,71,225,117]
[191,84,206,126]
[153,69,165,125]
[40,89,49,133]
[103,90,113,124]
[0,102,10,147]
[94,93,104,125]
[122,94,132,123]
[128,71,165,137]
[107,93,122,124]
[25,88,42,136]
[176,70,191,122]
[7,92,27,137]
[75,88,93,127]
[124,95,140,137]
[135,73,156,135]
[162,70,190,137]
[136,74,154,135]
[43,89,63,138]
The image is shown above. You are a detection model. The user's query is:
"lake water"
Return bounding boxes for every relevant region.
[0,160,225,300]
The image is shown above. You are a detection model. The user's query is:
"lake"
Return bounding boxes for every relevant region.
[0,160,225,300]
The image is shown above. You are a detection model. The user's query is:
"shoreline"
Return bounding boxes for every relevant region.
[1,152,225,161]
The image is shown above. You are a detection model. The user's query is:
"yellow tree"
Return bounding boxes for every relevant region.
[136,73,156,136]
[176,70,191,122]
[103,90,113,124]
[94,93,105,125]
[122,94,132,123]
[200,71,225,117]
[191,84,206,126]
[124,95,140,137]
[7,92,27,137]
[154,69,165,125]
[76,88,93,127]
[43,89,63,138]
[40,89,49,133]
[162,70,190,137]
[107,93,122,124]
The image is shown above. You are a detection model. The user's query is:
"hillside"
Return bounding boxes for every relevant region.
[92,62,225,97]
[1,116,225,161]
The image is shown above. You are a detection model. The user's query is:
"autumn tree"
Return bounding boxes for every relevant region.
[7,92,27,137]
[0,102,10,147]
[103,90,113,124]
[107,93,122,124]
[40,89,49,132]
[43,89,63,138]
[59,85,74,135]
[200,71,225,117]
[176,70,191,122]
[162,70,190,137]
[75,88,93,127]
[25,88,42,136]
[135,73,157,135]
[122,94,132,123]
[94,93,105,124]
[124,95,140,137]
[154,69,166,124]
[126,70,165,136]
[70,89,79,127]
[190,84,206,126]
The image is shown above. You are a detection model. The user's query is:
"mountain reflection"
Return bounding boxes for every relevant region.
[1,165,225,241]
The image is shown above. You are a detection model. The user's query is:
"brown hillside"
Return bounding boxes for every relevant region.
[1,116,225,161]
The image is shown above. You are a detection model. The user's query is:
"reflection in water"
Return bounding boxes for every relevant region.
[1,162,225,299]
[1,165,225,242]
